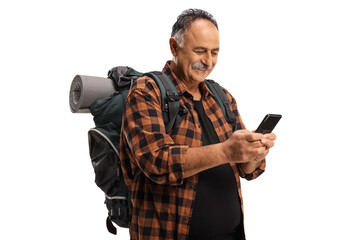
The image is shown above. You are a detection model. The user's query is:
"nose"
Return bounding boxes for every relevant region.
[201,52,212,68]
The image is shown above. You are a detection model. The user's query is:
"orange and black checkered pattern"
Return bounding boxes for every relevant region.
[119,61,266,240]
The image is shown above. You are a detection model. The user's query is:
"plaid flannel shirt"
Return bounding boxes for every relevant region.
[119,61,266,240]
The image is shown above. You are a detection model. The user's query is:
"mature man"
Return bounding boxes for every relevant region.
[120,9,276,240]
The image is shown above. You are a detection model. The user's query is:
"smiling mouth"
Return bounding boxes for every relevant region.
[195,68,208,72]
[193,66,213,73]
[192,62,213,72]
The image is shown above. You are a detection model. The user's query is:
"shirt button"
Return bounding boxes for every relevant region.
[184,217,189,222]
[189,185,194,189]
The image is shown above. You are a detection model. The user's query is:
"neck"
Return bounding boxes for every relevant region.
[169,61,202,100]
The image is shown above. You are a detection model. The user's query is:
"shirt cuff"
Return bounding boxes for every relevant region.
[238,159,266,181]
[168,145,189,185]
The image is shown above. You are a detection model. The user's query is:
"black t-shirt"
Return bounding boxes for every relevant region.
[187,101,244,240]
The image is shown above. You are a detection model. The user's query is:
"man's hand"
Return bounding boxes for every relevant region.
[183,130,276,178]
[222,129,276,164]
[261,132,276,150]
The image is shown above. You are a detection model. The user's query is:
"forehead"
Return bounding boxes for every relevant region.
[184,19,220,49]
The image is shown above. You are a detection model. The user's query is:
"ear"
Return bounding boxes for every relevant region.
[169,37,178,57]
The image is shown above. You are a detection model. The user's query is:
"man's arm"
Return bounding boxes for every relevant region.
[183,130,276,178]
[220,87,276,180]
[240,161,263,175]
[239,132,276,174]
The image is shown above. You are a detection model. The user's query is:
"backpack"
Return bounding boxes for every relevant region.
[86,66,237,235]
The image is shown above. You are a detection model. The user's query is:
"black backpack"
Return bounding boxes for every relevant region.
[87,66,236,235]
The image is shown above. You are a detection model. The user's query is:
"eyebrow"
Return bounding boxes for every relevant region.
[194,47,220,52]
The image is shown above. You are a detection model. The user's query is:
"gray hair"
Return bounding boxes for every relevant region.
[171,9,218,48]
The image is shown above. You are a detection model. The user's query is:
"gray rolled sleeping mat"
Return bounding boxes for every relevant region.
[69,75,117,113]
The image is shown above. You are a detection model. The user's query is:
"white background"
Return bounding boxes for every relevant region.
[1,0,359,239]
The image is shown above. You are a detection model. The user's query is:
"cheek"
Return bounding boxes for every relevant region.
[212,56,218,66]
[178,53,191,66]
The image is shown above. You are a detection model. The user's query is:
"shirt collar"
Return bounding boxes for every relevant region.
[162,61,213,100]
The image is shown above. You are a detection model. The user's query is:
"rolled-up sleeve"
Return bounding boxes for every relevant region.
[238,159,266,180]
[122,79,188,185]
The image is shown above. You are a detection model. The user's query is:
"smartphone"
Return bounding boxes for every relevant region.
[255,114,282,134]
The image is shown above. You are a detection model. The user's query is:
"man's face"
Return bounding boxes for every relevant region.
[173,19,220,85]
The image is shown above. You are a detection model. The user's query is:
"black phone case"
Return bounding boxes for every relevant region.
[255,114,282,134]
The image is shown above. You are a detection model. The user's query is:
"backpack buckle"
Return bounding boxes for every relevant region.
[166,91,180,102]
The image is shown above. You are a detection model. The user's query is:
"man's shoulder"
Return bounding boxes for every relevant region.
[219,84,233,98]
[131,75,159,92]
[206,80,236,102]
[127,75,163,106]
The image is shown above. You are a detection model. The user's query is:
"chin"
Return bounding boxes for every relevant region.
[193,71,210,82]
[191,75,206,83]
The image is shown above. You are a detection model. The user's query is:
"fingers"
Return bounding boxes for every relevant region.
[249,140,264,149]
[245,131,276,142]
[261,133,276,148]
[229,129,276,163]
[264,133,277,141]
[261,138,275,148]
[236,129,250,134]
[236,130,275,149]
[249,146,268,162]
[232,129,261,142]
[246,131,276,148]
[244,132,263,142]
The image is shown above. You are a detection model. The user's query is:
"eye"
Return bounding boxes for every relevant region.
[194,50,206,54]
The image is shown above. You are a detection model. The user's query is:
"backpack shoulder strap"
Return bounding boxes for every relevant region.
[144,71,183,133]
[205,79,237,131]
